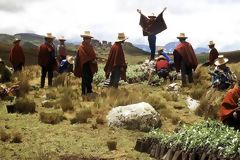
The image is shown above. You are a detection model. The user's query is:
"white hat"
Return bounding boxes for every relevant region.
[116,33,128,42]
[214,55,229,66]
[177,33,188,39]
[80,31,93,38]
[13,38,21,43]
[45,33,55,39]
[208,40,215,46]
[59,36,66,41]
[66,55,75,64]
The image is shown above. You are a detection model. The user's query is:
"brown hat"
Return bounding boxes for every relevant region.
[116,33,128,42]
[45,33,55,39]
[177,33,188,39]
[214,55,229,66]
[80,31,93,38]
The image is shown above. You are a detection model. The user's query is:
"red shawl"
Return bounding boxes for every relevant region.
[9,45,25,67]
[139,11,167,36]
[104,43,127,81]
[38,43,57,70]
[74,42,97,78]
[209,48,219,65]
[173,42,198,72]
[219,86,240,121]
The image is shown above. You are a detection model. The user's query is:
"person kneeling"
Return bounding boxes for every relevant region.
[155,55,169,80]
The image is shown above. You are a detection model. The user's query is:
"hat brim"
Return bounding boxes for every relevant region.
[59,39,66,41]
[81,35,93,38]
[45,36,55,39]
[177,37,188,39]
[148,16,157,18]
[208,44,215,46]
[214,58,229,66]
[116,37,128,42]
[13,39,21,43]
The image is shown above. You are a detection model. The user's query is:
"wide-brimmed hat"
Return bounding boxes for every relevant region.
[45,33,55,39]
[156,55,166,60]
[177,33,188,39]
[214,55,229,66]
[13,38,21,43]
[0,58,4,64]
[208,40,215,46]
[66,55,75,64]
[59,36,66,41]
[116,33,128,42]
[148,13,156,18]
[80,31,93,38]
[157,47,164,52]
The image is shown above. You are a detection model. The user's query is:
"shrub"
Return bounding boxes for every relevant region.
[71,108,92,124]
[0,128,10,142]
[11,132,22,143]
[15,98,36,114]
[53,73,66,87]
[107,140,117,151]
[96,116,105,125]
[60,94,74,112]
[40,112,63,125]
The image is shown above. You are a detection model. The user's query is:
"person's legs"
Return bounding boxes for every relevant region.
[187,67,194,83]
[86,65,93,94]
[148,35,156,60]
[110,67,121,88]
[180,61,187,86]
[40,66,47,88]
[47,66,53,87]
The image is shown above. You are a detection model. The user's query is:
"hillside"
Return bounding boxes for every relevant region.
[0,33,148,66]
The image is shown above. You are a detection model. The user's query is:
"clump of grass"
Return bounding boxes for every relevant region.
[53,73,66,87]
[40,112,63,125]
[0,128,11,142]
[71,108,92,124]
[190,85,207,100]
[15,98,36,114]
[146,95,167,110]
[46,91,57,100]
[107,140,117,151]
[171,116,180,125]
[11,132,22,143]
[13,71,31,97]
[60,94,74,112]
[195,96,209,117]
[96,116,105,125]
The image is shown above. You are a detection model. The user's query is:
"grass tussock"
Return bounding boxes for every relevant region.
[53,73,66,87]
[11,132,22,143]
[71,108,92,124]
[0,128,11,142]
[12,70,31,97]
[146,95,167,110]
[60,93,74,112]
[107,140,117,151]
[96,116,105,125]
[190,85,207,100]
[15,97,36,114]
[40,112,64,125]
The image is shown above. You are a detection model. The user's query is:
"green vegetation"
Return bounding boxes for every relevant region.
[148,120,240,158]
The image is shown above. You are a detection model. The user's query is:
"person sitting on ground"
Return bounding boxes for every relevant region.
[0,84,20,99]
[58,55,74,74]
[211,55,236,90]
[155,55,169,80]
[157,47,175,70]
[219,82,240,130]
[0,58,12,83]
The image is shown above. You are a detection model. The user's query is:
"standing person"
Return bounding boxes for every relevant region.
[137,7,167,60]
[38,33,57,88]
[58,36,67,61]
[74,31,98,95]
[173,33,198,86]
[9,38,25,72]
[104,33,127,88]
[208,40,219,65]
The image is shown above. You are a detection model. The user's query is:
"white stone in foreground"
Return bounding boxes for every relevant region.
[106,102,161,131]
[186,96,200,111]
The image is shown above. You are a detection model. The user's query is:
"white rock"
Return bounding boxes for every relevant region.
[106,102,161,131]
[186,96,200,111]
[167,83,180,91]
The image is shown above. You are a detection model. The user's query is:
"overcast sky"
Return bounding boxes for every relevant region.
[0,0,239,51]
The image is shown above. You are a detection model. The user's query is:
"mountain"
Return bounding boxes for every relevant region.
[195,47,208,54]
[134,44,150,52]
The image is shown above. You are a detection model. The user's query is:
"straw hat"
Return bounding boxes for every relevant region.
[214,55,229,66]
[59,36,66,41]
[80,31,93,38]
[116,33,128,42]
[45,33,55,39]
[148,13,156,18]
[177,33,188,39]
[208,40,215,46]
[13,38,21,43]
[66,55,75,65]
[158,47,164,52]
[156,55,166,60]
[0,58,4,64]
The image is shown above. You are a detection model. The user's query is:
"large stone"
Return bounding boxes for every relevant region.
[186,96,200,111]
[106,102,161,131]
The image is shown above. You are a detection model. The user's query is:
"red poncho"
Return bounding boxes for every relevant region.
[139,11,167,36]
[104,43,127,81]
[219,86,240,121]
[38,43,57,70]
[74,42,98,78]
[209,48,219,65]
[9,45,25,67]
[173,42,198,72]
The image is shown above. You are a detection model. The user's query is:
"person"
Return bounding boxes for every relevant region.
[155,55,169,80]
[104,33,127,88]
[74,31,98,95]
[58,55,74,74]
[157,48,170,62]
[0,58,12,83]
[38,33,57,88]
[208,41,219,65]
[211,55,236,90]
[137,7,167,60]
[173,33,198,86]
[219,83,240,130]
[9,38,25,72]
[58,36,67,61]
